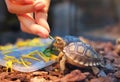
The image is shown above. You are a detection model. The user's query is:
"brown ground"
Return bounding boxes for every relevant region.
[0,37,120,82]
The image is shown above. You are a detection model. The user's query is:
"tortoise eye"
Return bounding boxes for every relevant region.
[56,38,61,42]
[54,39,59,44]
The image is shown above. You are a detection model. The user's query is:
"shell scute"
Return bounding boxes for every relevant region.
[63,42,103,67]
[77,45,85,54]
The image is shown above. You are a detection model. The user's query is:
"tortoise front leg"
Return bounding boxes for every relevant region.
[60,55,67,74]
[57,52,64,62]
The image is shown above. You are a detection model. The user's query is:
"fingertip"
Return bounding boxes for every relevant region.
[35,12,50,32]
[36,31,49,38]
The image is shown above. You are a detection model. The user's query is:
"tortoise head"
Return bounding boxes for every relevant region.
[53,36,66,51]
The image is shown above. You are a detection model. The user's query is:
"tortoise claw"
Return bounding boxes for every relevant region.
[98,70,107,77]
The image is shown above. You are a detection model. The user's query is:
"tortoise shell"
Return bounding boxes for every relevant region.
[63,42,104,67]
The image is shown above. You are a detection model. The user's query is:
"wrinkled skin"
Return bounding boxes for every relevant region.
[5,0,50,38]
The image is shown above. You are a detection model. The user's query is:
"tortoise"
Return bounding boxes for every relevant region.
[45,36,106,75]
[44,36,81,55]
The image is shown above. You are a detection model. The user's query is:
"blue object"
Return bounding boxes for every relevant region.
[0,38,55,72]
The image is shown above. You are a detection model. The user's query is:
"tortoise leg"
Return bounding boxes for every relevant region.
[56,52,64,62]
[91,67,100,75]
[60,55,67,74]
[92,67,106,77]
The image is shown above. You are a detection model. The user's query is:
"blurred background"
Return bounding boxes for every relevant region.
[0,0,120,44]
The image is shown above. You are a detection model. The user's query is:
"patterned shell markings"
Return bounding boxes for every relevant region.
[63,42,103,67]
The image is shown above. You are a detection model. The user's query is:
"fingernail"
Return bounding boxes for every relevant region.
[36,32,49,38]
[34,2,45,11]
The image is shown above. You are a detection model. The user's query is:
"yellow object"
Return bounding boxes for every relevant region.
[21,55,40,61]
[2,50,13,55]
[20,57,29,68]
[38,52,50,62]
[0,44,13,51]
[4,56,20,64]
[16,41,28,47]
[31,38,40,44]
[4,55,31,66]
[16,38,44,47]
[4,55,16,59]
[5,60,13,72]
[25,50,50,62]
[50,54,58,60]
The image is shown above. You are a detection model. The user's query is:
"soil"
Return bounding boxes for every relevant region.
[0,37,120,82]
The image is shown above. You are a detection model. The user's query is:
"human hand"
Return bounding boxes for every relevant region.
[5,0,50,38]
